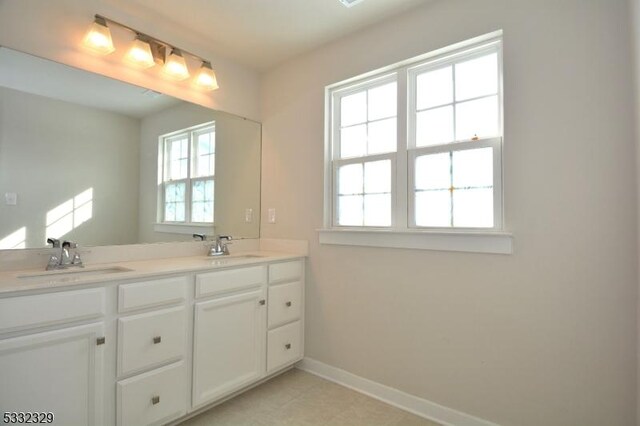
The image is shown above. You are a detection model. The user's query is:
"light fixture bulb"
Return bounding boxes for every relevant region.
[126,37,155,69]
[83,17,115,55]
[163,49,190,81]
[195,62,219,91]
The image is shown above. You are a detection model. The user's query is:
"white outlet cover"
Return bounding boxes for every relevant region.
[245,208,253,223]
[4,192,17,205]
[268,208,276,224]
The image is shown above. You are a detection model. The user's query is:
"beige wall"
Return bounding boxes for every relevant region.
[0,0,261,121]
[631,0,640,422]
[260,0,638,425]
[0,86,140,248]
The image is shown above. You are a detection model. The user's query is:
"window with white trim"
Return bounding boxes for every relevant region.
[326,35,504,236]
[159,122,215,225]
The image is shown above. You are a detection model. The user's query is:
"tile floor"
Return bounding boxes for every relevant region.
[180,368,442,426]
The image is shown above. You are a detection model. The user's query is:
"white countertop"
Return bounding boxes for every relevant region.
[0,251,304,295]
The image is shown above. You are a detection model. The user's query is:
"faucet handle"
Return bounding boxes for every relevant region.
[47,238,61,248]
[72,252,84,267]
[63,241,78,249]
[218,235,232,241]
[193,234,207,241]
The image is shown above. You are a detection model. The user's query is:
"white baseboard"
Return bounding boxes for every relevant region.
[296,357,498,426]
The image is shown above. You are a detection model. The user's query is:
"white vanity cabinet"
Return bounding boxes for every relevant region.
[0,289,107,426]
[115,276,189,426]
[0,255,305,426]
[266,260,304,372]
[192,266,267,408]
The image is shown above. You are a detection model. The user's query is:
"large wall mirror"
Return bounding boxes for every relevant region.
[0,47,261,250]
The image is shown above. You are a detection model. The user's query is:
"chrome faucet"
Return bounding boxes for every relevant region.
[209,235,232,256]
[46,238,83,270]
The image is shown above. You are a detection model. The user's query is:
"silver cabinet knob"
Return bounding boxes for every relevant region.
[285,301,292,307]
[285,343,291,350]
[259,299,266,305]
[153,336,161,344]
[151,395,160,405]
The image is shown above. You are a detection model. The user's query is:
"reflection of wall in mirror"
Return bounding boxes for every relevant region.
[138,103,261,243]
[0,86,139,249]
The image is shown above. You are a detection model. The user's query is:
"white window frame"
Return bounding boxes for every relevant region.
[320,31,513,254]
[154,122,216,235]
[331,73,398,228]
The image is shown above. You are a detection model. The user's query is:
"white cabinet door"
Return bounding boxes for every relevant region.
[0,323,105,426]
[192,288,266,408]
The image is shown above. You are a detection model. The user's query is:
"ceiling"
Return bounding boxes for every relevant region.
[112,0,430,71]
[0,48,181,118]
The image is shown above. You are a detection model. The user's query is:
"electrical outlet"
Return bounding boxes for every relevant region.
[245,208,253,223]
[4,192,17,205]
[268,208,276,224]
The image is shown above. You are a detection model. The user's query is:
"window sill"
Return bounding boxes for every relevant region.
[317,228,513,254]
[154,222,215,235]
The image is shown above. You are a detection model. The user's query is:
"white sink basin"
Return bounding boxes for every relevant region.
[18,266,133,282]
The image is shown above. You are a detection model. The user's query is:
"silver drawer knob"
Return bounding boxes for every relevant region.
[285,301,292,307]
[153,336,162,344]
[151,396,160,405]
[285,343,291,350]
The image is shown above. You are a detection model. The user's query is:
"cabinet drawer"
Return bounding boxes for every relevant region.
[267,320,302,372]
[118,276,187,313]
[196,266,265,298]
[0,288,105,334]
[268,260,302,284]
[117,361,187,426]
[268,281,302,329]
[118,306,186,377]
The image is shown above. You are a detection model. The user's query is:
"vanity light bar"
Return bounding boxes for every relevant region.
[82,14,218,91]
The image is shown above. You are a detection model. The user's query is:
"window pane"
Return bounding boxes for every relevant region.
[338,163,363,195]
[368,118,396,155]
[415,153,451,190]
[416,106,454,147]
[175,202,185,222]
[341,124,367,158]
[416,66,453,110]
[341,91,366,126]
[168,138,188,183]
[368,82,396,121]
[455,95,499,141]
[453,188,493,227]
[192,202,213,223]
[198,133,213,155]
[455,53,498,102]
[364,194,391,226]
[452,148,493,188]
[192,180,205,201]
[192,202,204,223]
[364,160,391,194]
[338,195,363,226]
[165,182,185,203]
[165,203,176,222]
[192,179,214,222]
[165,182,186,222]
[193,131,215,177]
[415,190,451,227]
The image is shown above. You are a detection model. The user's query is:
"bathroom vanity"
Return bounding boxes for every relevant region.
[0,252,305,426]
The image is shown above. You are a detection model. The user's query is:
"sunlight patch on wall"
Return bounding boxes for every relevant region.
[45,188,94,239]
[0,227,26,249]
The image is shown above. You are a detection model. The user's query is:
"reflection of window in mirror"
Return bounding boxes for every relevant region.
[159,122,215,225]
